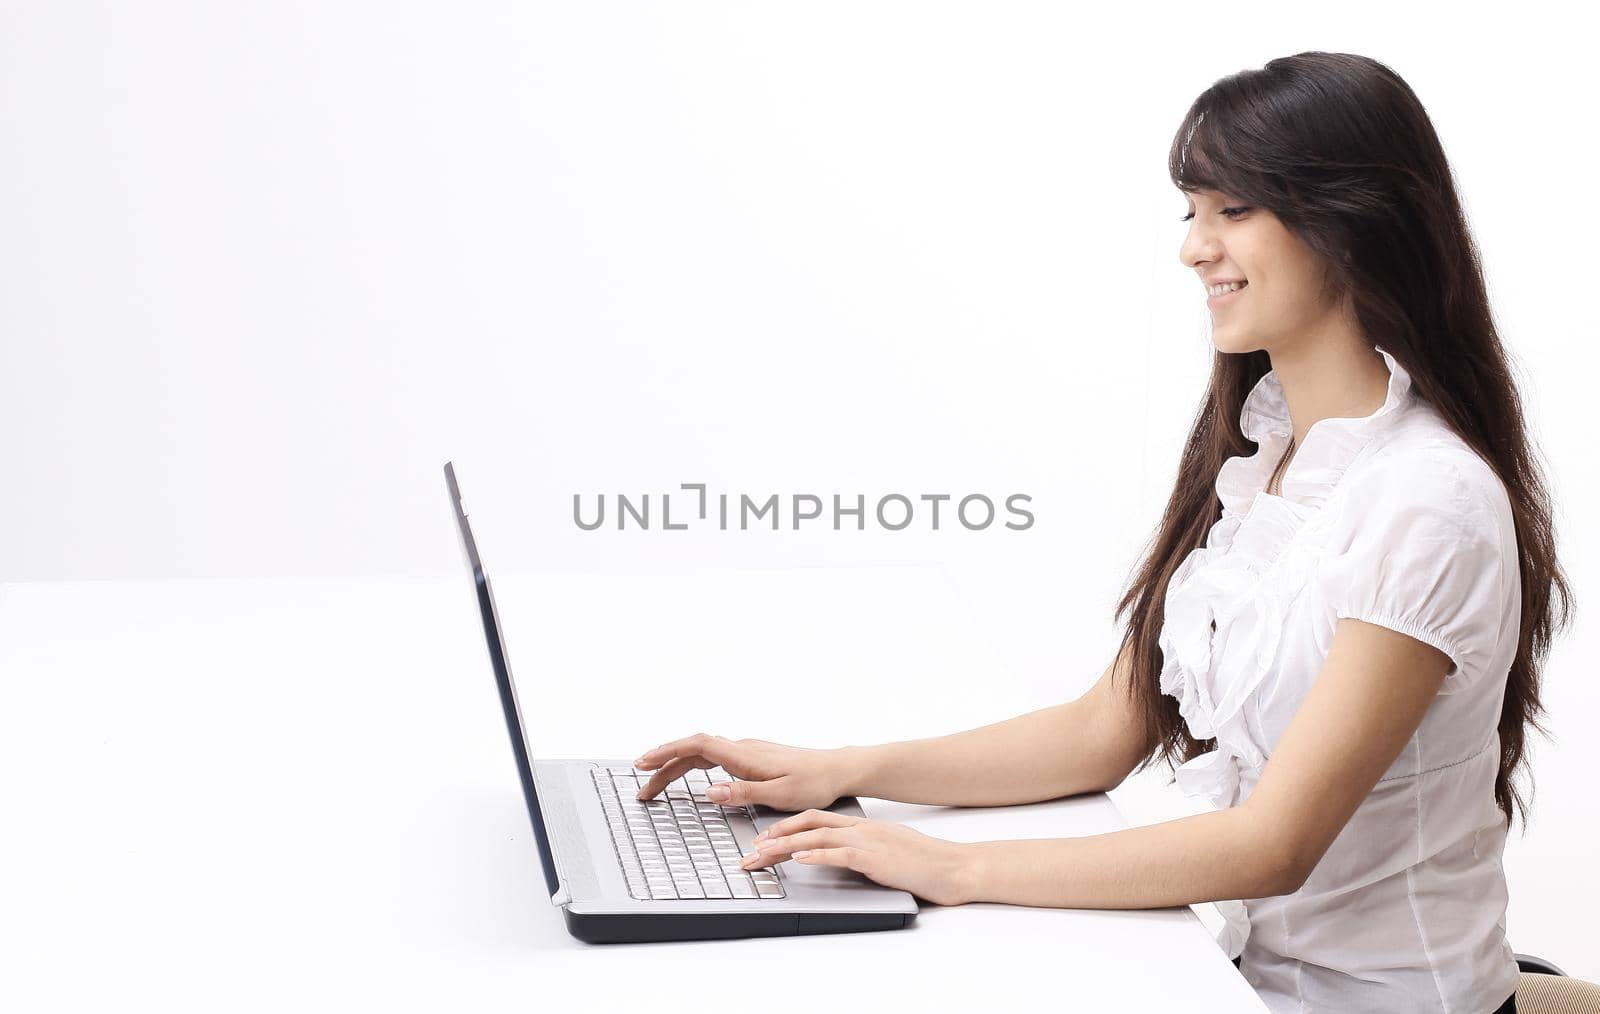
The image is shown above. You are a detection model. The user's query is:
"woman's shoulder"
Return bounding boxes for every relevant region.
[1313,404,1521,690]
[1343,408,1511,529]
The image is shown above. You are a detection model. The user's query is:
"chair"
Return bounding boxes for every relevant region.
[1514,953,1600,1014]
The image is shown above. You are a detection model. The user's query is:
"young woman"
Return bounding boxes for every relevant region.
[633,52,1571,1014]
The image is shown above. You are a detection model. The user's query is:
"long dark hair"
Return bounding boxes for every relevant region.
[1115,52,1573,831]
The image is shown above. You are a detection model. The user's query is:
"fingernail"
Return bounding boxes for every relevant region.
[792,850,812,859]
[753,832,768,843]
[707,785,729,801]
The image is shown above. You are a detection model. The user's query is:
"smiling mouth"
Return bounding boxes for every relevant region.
[1208,282,1248,306]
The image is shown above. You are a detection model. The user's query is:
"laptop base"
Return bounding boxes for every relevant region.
[564,907,914,944]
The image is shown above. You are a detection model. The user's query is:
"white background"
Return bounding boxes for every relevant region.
[3,0,1596,991]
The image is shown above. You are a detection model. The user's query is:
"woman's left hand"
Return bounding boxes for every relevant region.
[743,809,980,907]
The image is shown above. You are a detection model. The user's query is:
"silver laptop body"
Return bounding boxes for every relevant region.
[445,462,919,943]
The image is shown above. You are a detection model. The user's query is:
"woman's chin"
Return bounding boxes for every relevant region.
[1209,332,1257,356]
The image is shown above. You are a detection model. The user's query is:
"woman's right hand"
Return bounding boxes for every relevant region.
[632,733,856,812]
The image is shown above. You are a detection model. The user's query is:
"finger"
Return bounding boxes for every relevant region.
[634,754,714,800]
[791,846,876,878]
[742,826,848,868]
[710,770,799,806]
[634,733,730,771]
[754,808,862,845]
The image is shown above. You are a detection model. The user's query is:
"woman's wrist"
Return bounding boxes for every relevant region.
[830,743,881,799]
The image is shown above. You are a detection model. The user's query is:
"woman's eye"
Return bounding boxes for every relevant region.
[1179,206,1251,222]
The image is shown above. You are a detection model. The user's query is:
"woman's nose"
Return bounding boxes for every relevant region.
[1180,224,1222,271]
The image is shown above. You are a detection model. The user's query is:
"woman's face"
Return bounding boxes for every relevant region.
[1178,188,1343,355]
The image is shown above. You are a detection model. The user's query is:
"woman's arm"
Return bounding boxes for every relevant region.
[961,617,1453,907]
[834,645,1151,807]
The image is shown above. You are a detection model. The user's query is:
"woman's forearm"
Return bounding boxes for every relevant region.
[963,803,1302,908]
[833,691,1143,807]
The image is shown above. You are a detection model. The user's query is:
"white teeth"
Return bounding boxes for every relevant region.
[1208,281,1247,296]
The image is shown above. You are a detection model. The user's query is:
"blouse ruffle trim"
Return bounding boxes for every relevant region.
[1158,345,1418,811]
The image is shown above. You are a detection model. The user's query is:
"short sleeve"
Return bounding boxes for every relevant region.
[1317,457,1511,696]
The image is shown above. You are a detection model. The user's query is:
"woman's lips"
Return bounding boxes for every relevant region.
[1207,283,1247,308]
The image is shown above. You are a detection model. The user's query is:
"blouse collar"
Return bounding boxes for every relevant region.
[1223,344,1416,511]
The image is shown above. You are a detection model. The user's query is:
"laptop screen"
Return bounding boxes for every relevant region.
[445,461,562,900]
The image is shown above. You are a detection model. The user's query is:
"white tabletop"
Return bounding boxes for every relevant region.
[0,569,1266,1012]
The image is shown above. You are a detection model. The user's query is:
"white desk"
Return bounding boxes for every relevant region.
[0,570,1266,1012]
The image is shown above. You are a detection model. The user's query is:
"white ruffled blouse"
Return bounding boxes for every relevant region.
[1159,346,1522,1014]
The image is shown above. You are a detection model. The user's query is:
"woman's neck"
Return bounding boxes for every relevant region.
[1267,339,1391,445]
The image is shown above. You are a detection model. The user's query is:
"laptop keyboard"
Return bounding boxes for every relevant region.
[592,767,786,901]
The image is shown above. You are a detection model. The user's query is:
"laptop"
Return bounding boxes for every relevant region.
[444,462,919,943]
